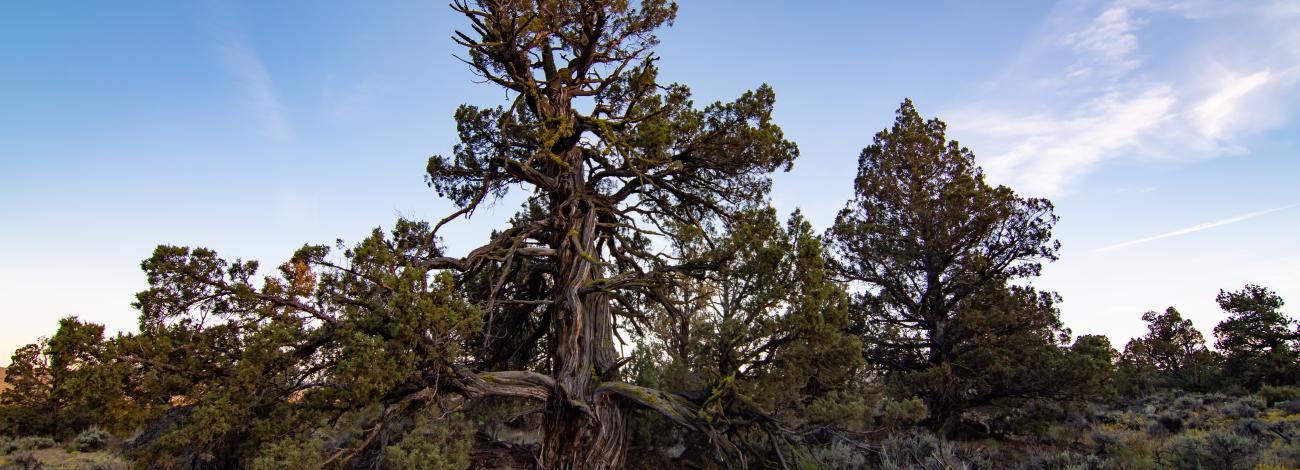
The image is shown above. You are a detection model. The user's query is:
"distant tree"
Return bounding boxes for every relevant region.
[1213,285,1299,388]
[1065,334,1119,400]
[1117,307,1222,394]
[827,99,1061,434]
[0,317,122,439]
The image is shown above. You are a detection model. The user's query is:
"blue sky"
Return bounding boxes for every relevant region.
[2,0,1298,364]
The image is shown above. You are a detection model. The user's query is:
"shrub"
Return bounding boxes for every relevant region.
[1259,385,1300,406]
[5,436,56,453]
[1233,418,1267,440]
[1276,399,1300,415]
[75,426,111,452]
[1154,412,1184,434]
[1090,429,1156,469]
[380,414,472,470]
[250,434,325,470]
[1222,398,1262,419]
[879,430,971,470]
[1091,429,1124,456]
[1201,393,1230,405]
[1173,395,1204,409]
[1240,395,1267,410]
[798,439,869,470]
[11,450,42,469]
[1016,449,1103,470]
[1165,430,1258,469]
[881,397,928,428]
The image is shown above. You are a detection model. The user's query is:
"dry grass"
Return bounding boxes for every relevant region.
[0,448,129,469]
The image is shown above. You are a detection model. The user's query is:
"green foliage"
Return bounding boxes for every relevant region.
[3,436,55,454]
[9,450,40,469]
[1258,385,1300,405]
[379,415,472,470]
[795,439,869,470]
[631,208,865,426]
[827,99,1068,432]
[1015,450,1103,470]
[117,222,487,466]
[0,318,131,440]
[1118,307,1223,395]
[74,426,110,452]
[1213,285,1299,389]
[1090,428,1157,468]
[1164,430,1258,469]
[881,397,928,428]
[878,430,973,470]
[249,434,324,470]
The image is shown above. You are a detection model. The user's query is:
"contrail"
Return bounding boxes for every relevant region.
[1095,204,1295,253]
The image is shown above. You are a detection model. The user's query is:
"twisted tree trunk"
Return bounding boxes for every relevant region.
[537,157,628,468]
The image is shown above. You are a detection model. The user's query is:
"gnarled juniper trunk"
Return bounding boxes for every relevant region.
[541,189,628,467]
[429,1,798,467]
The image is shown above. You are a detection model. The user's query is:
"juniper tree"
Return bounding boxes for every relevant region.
[1213,285,1299,388]
[630,209,864,434]
[1117,307,1222,394]
[0,317,124,439]
[121,227,487,467]
[826,99,1061,433]
[117,1,801,468]
[418,1,800,466]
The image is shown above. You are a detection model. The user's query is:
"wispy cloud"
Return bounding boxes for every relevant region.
[218,37,294,142]
[946,0,1300,196]
[1095,204,1295,252]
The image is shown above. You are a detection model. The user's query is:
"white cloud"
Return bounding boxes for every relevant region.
[945,0,1300,196]
[1192,68,1273,140]
[1063,5,1144,78]
[1095,204,1295,252]
[218,38,294,142]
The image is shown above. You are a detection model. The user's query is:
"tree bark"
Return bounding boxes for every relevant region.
[537,156,629,468]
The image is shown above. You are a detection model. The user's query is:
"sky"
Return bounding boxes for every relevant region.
[2,0,1298,365]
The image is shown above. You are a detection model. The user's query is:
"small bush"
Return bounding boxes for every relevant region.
[251,434,325,470]
[380,414,472,470]
[1234,418,1267,439]
[879,430,972,470]
[881,397,928,428]
[798,439,869,470]
[1223,398,1262,419]
[1276,399,1300,415]
[5,436,56,453]
[1090,429,1156,469]
[11,450,42,469]
[1201,393,1230,405]
[1016,449,1103,470]
[1173,395,1204,409]
[1259,385,1300,406]
[1091,429,1123,456]
[1165,430,1258,469]
[75,426,111,452]
[1154,412,1184,434]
